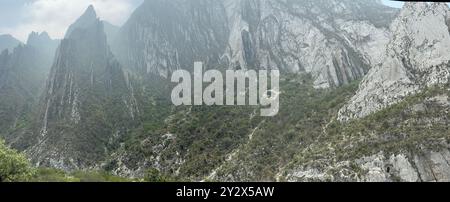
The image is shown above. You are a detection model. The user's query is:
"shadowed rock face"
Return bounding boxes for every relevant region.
[0,32,58,143]
[28,6,139,170]
[112,0,230,78]
[112,0,397,88]
[0,34,22,52]
[339,3,450,121]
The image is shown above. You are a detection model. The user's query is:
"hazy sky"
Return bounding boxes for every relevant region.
[0,0,402,42]
[381,0,404,8]
[0,0,143,42]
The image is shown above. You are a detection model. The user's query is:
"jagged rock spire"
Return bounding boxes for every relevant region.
[65,5,99,38]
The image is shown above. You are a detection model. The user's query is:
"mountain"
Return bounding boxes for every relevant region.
[338,2,450,121]
[103,21,120,47]
[21,1,400,179]
[112,0,397,88]
[112,0,230,78]
[277,2,450,182]
[65,5,98,38]
[26,6,139,170]
[0,32,58,144]
[222,0,397,88]
[27,32,59,52]
[108,1,449,182]
[0,34,22,52]
[3,2,450,182]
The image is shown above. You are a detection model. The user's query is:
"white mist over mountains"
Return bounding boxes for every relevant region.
[0,0,143,42]
[0,0,404,42]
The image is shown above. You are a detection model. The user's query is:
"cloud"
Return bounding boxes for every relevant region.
[0,0,142,42]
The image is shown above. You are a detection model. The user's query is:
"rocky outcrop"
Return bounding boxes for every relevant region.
[222,0,396,88]
[286,149,450,182]
[112,0,229,78]
[0,32,57,97]
[113,0,397,88]
[28,6,138,170]
[0,32,58,142]
[339,3,450,121]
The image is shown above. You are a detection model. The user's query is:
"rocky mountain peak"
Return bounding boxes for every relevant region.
[29,3,138,170]
[65,5,99,38]
[0,32,59,140]
[78,4,97,23]
[338,2,450,121]
[26,31,53,47]
[85,5,96,16]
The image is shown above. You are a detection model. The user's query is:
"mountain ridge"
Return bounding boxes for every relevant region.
[112,0,398,88]
[2,1,450,182]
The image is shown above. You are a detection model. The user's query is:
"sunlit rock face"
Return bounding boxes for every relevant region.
[113,0,397,88]
[339,3,450,121]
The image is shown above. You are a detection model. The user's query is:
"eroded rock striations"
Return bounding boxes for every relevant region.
[28,6,139,170]
[113,0,397,88]
[339,3,450,121]
[0,32,58,144]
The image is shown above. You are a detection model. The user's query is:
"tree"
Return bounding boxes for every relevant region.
[144,168,171,182]
[0,139,35,182]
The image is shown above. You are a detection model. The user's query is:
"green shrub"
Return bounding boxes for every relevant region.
[32,168,133,182]
[0,139,35,182]
[144,168,172,182]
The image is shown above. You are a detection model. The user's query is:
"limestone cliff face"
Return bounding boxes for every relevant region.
[222,0,396,88]
[286,150,450,182]
[29,6,138,170]
[339,3,450,121]
[112,0,229,78]
[113,0,397,88]
[0,32,58,142]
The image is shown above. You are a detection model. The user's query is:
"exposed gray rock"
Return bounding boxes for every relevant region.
[339,3,450,121]
[112,0,230,78]
[113,0,397,88]
[27,6,138,170]
[0,34,22,52]
[222,0,396,88]
[286,149,450,182]
[103,21,119,48]
[65,5,98,38]
[0,32,58,146]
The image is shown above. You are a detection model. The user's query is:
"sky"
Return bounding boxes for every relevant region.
[382,0,404,8]
[0,0,404,42]
[0,0,143,42]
